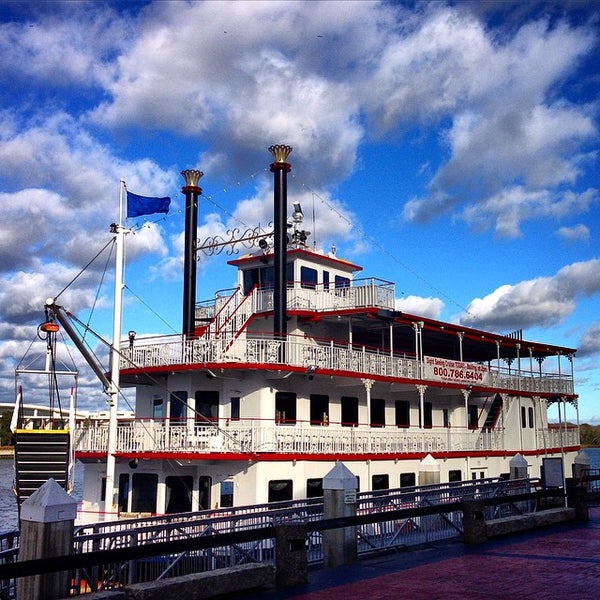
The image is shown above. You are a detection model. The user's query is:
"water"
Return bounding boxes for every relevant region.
[1,449,600,534]
[0,457,83,534]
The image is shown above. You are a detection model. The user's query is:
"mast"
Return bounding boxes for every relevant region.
[104,181,127,518]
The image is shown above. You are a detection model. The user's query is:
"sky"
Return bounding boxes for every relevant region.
[0,0,598,423]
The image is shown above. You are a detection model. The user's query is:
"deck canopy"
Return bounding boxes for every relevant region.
[300,307,576,364]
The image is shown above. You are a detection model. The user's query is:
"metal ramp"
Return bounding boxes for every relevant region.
[13,429,71,507]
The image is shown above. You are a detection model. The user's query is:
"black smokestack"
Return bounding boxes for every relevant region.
[181,169,203,337]
[268,145,292,345]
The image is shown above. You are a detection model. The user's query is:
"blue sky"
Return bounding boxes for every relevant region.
[0,1,598,422]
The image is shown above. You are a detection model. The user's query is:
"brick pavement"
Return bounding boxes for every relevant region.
[239,507,600,600]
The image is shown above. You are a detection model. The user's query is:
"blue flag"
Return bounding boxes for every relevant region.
[126,191,171,218]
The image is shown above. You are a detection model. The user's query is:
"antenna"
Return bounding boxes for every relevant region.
[312,192,316,250]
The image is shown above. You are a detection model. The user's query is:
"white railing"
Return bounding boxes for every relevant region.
[122,334,573,395]
[537,426,580,449]
[252,278,396,313]
[74,420,580,456]
[74,420,515,456]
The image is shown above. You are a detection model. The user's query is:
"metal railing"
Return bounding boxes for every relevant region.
[1,477,563,598]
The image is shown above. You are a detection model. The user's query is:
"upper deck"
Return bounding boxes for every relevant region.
[121,278,575,397]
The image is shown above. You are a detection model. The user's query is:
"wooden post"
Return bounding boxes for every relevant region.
[17,478,78,600]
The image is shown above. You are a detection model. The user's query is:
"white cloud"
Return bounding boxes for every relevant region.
[0,1,598,413]
[579,321,600,358]
[398,11,597,230]
[461,259,600,332]
[396,295,445,320]
[556,223,591,243]
[459,187,597,238]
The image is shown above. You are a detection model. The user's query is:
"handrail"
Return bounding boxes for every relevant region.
[0,485,570,583]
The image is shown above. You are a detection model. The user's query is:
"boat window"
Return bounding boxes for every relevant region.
[468,404,478,429]
[268,479,293,502]
[195,390,219,423]
[341,396,358,427]
[370,398,385,427]
[275,392,296,425]
[443,408,450,428]
[300,266,318,289]
[521,406,527,428]
[243,266,274,294]
[395,400,410,428]
[153,396,164,419]
[118,473,129,512]
[230,396,240,421]
[423,402,433,429]
[199,476,212,511]
[306,478,323,498]
[528,406,534,428]
[170,391,188,424]
[165,476,193,514]
[323,270,330,290]
[372,474,389,491]
[131,473,158,513]
[220,481,234,508]
[400,472,416,488]
[310,394,329,425]
[449,470,462,483]
[335,275,350,289]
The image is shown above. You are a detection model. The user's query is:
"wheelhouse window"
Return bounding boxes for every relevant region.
[195,390,219,423]
[242,264,293,295]
[275,392,296,425]
[306,478,323,498]
[243,265,274,294]
[310,394,329,425]
[341,396,358,426]
[131,473,158,513]
[170,391,187,424]
[300,266,318,289]
[268,479,293,503]
[323,270,330,290]
[335,275,350,289]
[165,476,193,514]
[395,400,410,428]
[370,398,385,427]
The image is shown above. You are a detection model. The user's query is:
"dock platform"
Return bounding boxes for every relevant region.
[237,506,600,600]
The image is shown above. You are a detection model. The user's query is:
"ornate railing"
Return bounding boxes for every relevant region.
[121,333,574,396]
[73,419,578,456]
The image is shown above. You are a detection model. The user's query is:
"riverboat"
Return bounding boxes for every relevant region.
[18,147,581,523]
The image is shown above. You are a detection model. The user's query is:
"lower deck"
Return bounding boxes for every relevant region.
[76,448,581,524]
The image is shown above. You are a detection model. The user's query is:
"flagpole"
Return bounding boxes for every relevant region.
[104,180,126,519]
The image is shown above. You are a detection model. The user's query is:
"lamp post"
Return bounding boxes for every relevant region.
[268,145,292,347]
[181,169,203,337]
